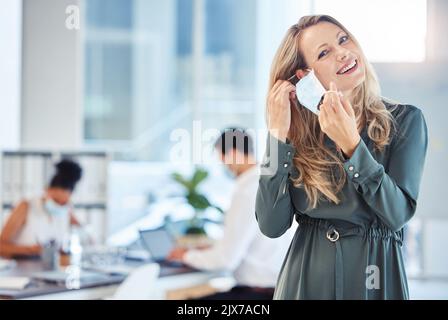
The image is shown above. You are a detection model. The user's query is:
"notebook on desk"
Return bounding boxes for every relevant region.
[138,227,186,268]
[0,277,30,290]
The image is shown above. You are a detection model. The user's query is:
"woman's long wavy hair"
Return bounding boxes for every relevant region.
[267,15,397,210]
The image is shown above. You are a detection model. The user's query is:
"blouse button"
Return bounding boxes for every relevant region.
[354,172,360,178]
[348,165,354,171]
[284,163,288,168]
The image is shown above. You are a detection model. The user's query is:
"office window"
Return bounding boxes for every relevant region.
[312,0,427,62]
[83,0,256,161]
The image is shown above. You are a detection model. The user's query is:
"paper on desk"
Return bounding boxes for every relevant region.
[0,277,31,290]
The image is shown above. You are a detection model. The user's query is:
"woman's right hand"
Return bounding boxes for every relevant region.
[267,80,297,142]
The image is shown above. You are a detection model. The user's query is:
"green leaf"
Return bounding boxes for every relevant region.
[187,193,211,210]
[172,167,223,219]
[171,172,192,191]
[211,205,224,214]
[191,168,208,188]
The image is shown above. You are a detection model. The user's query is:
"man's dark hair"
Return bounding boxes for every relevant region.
[214,127,254,156]
[49,159,83,192]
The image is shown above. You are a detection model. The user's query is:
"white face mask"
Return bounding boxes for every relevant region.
[292,69,326,115]
[44,198,70,217]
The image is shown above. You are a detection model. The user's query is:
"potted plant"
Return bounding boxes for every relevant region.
[171,167,223,236]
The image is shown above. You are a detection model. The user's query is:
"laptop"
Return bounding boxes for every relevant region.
[138,227,185,267]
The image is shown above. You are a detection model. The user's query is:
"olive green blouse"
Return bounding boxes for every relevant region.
[255,102,428,299]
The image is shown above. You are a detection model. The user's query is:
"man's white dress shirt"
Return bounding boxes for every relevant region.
[183,165,294,288]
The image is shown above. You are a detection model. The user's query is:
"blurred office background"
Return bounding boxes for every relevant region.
[0,0,447,299]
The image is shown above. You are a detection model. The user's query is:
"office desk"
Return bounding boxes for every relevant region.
[0,259,217,300]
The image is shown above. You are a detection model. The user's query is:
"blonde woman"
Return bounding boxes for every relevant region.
[255,15,428,299]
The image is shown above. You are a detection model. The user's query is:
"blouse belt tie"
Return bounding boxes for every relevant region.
[325,224,360,300]
[325,223,403,300]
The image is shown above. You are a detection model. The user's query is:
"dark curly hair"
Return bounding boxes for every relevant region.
[49,159,83,192]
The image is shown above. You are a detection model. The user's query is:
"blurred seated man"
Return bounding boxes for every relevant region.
[0,159,83,258]
[168,128,293,299]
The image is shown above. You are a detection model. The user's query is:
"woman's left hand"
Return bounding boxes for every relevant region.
[318,82,361,158]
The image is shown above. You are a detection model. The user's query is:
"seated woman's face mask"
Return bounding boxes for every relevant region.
[45,198,70,216]
[289,69,326,115]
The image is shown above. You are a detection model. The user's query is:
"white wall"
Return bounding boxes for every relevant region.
[427,0,448,62]
[0,0,22,149]
[21,0,83,149]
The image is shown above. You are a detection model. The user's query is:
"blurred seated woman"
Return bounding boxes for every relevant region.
[0,159,83,258]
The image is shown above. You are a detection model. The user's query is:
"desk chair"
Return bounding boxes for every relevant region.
[112,263,160,300]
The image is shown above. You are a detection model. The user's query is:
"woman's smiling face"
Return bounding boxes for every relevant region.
[298,21,365,93]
